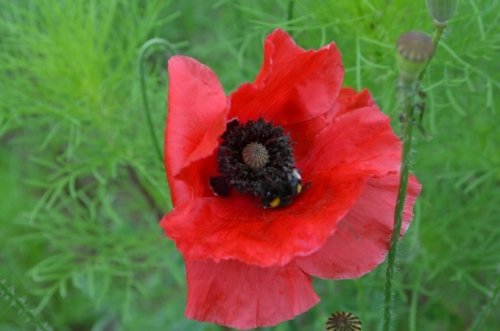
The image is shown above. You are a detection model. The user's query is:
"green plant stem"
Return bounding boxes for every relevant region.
[417,24,445,82]
[382,88,415,331]
[382,23,447,331]
[138,38,175,164]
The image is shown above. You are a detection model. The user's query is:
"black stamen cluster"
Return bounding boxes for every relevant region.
[217,118,295,197]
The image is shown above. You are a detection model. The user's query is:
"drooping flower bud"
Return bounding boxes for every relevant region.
[425,0,458,26]
[396,31,435,84]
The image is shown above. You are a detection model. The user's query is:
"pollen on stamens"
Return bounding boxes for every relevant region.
[214,118,297,201]
[242,142,269,169]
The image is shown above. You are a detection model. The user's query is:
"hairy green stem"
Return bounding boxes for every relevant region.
[432,23,446,45]
[382,23,447,331]
[417,24,445,82]
[382,88,415,331]
[138,38,175,164]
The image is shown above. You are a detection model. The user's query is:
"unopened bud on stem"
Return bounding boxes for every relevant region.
[396,31,435,84]
[425,0,458,27]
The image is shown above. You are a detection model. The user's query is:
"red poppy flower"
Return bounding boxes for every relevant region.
[160,29,421,330]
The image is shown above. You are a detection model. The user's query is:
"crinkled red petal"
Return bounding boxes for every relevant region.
[165,56,227,205]
[296,174,421,279]
[298,101,402,178]
[185,259,319,330]
[284,115,328,160]
[228,29,343,126]
[161,173,366,267]
[172,152,219,206]
[162,89,407,267]
[333,87,375,117]
[285,87,375,161]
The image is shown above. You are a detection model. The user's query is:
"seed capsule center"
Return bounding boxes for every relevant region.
[242,142,269,169]
[210,118,303,208]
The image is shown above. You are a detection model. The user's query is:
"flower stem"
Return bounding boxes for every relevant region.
[138,38,176,164]
[417,24,445,83]
[382,24,447,331]
[382,84,415,331]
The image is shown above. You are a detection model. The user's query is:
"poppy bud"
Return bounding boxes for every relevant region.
[396,31,435,84]
[425,0,458,26]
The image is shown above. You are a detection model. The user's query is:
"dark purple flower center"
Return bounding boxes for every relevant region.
[209,118,302,208]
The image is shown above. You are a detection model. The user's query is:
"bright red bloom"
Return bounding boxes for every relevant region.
[161,29,421,330]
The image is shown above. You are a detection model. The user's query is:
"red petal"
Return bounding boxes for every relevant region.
[185,259,319,330]
[228,29,343,125]
[296,174,421,279]
[285,115,328,160]
[298,100,402,178]
[161,173,366,267]
[172,153,219,207]
[166,56,227,205]
[283,88,374,160]
[333,87,375,117]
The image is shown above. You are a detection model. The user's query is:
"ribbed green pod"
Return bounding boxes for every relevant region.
[396,31,435,83]
[425,0,458,24]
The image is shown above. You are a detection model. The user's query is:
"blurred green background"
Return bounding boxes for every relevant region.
[1,0,499,330]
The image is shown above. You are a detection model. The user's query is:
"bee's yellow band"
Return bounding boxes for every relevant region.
[269,197,281,208]
[296,183,302,194]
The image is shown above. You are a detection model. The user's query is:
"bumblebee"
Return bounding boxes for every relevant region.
[209,168,305,208]
[261,169,303,208]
